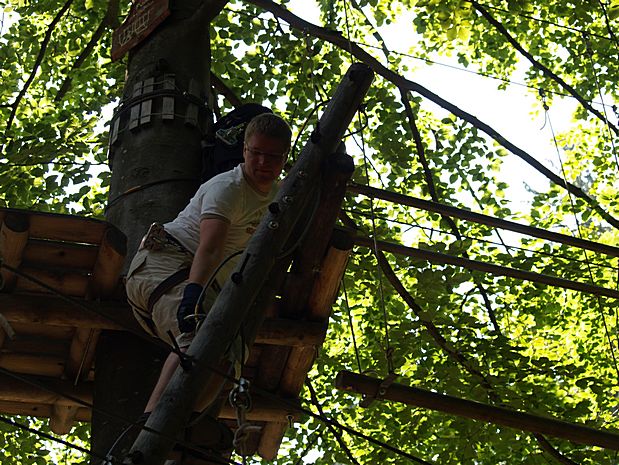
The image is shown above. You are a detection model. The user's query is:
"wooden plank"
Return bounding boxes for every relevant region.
[3,335,69,358]
[255,318,326,347]
[278,346,316,397]
[8,322,75,340]
[277,236,354,406]
[88,226,127,298]
[0,211,29,291]
[162,74,175,120]
[255,346,289,391]
[279,151,354,319]
[140,77,154,126]
[0,293,142,332]
[14,266,90,297]
[0,353,65,377]
[129,81,143,130]
[0,208,109,244]
[307,231,353,320]
[257,421,288,460]
[22,239,98,271]
[336,370,619,451]
[0,401,90,422]
[0,373,92,405]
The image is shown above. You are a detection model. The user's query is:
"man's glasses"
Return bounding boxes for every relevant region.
[245,145,286,162]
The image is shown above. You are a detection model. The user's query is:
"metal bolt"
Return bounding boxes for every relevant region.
[282,195,293,204]
[268,221,279,230]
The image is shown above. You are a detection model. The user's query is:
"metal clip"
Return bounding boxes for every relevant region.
[359,372,397,408]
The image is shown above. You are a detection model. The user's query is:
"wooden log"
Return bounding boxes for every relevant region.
[255,318,327,347]
[8,322,75,340]
[255,346,290,391]
[355,236,619,300]
[335,370,619,451]
[0,208,108,244]
[3,335,69,358]
[15,266,89,297]
[0,372,92,405]
[0,353,65,377]
[308,230,354,320]
[131,63,375,465]
[347,183,619,258]
[0,293,143,333]
[257,421,288,460]
[23,239,98,271]
[0,400,91,422]
[218,396,300,423]
[87,226,127,298]
[279,235,354,396]
[50,404,80,434]
[280,151,354,320]
[0,212,29,292]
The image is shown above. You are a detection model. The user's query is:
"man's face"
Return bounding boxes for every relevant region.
[243,133,288,192]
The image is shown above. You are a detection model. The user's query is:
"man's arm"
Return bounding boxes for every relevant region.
[189,217,230,285]
[177,217,230,333]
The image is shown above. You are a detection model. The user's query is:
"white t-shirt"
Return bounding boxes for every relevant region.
[164,164,277,284]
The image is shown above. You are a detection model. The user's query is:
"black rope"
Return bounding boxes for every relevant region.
[0,415,107,462]
[306,379,361,465]
[541,92,619,380]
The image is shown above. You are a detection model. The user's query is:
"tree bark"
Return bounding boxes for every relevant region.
[92,1,228,461]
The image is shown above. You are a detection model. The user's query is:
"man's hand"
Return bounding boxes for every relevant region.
[177,283,204,333]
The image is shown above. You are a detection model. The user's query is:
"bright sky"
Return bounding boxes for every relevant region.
[286,0,588,212]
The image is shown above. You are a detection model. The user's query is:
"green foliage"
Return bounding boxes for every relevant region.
[1,0,618,464]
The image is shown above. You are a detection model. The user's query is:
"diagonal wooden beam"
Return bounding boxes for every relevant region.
[336,371,619,451]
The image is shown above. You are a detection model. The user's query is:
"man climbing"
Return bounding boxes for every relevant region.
[124,112,292,458]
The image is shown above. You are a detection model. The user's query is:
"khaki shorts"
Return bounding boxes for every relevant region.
[126,245,248,371]
[125,245,218,347]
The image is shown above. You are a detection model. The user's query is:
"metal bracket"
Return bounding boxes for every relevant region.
[359,372,397,408]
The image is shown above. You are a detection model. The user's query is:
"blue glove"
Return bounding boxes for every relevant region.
[176,283,204,333]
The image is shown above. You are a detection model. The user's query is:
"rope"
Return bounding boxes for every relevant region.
[541,91,619,380]
[582,32,619,171]
[357,110,395,375]
[343,277,363,373]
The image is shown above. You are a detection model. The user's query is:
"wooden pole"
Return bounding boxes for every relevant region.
[336,370,619,451]
[348,183,619,258]
[129,63,374,465]
[355,236,619,300]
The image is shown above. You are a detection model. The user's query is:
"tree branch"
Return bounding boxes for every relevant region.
[210,72,243,107]
[2,0,74,151]
[597,0,619,49]
[55,0,120,102]
[468,0,618,135]
[245,0,619,231]
[533,433,580,465]
[399,89,502,334]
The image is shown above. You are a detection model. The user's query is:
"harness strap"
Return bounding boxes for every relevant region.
[147,267,191,314]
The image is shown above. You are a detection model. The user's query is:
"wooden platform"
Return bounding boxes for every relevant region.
[0,207,352,460]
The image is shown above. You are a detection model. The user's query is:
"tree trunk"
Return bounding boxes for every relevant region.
[92,1,227,460]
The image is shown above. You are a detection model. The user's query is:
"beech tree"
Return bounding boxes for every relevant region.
[1,0,618,464]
